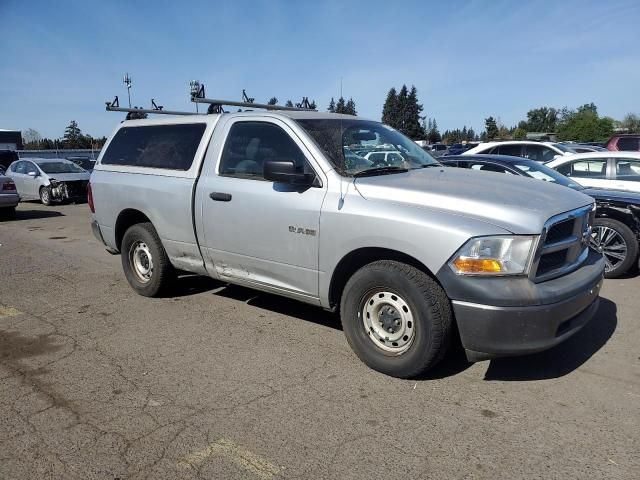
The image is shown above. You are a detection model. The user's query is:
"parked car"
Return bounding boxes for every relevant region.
[564,143,608,153]
[90,112,603,378]
[6,158,90,205]
[444,143,466,156]
[605,134,640,152]
[0,150,19,172]
[0,174,19,218]
[363,150,405,165]
[67,156,96,172]
[464,140,576,162]
[442,154,640,278]
[546,152,640,193]
[425,143,448,157]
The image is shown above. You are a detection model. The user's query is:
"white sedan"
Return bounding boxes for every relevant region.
[545,152,640,193]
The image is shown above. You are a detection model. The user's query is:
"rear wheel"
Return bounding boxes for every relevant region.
[121,222,175,297]
[590,218,638,278]
[39,186,52,206]
[340,260,453,378]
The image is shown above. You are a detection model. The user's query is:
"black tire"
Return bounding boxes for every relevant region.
[121,222,175,297]
[592,218,639,279]
[340,260,453,378]
[39,186,52,206]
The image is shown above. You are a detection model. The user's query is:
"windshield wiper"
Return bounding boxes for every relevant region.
[353,166,409,178]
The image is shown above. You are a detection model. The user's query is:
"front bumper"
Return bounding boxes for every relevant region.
[439,249,605,361]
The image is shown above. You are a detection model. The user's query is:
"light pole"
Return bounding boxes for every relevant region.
[123,73,132,108]
[190,80,201,113]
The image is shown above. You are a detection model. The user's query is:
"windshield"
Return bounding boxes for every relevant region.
[296,119,439,176]
[37,161,86,174]
[513,160,583,190]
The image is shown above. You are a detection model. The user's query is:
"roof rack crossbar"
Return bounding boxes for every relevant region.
[191,96,316,112]
[105,105,196,116]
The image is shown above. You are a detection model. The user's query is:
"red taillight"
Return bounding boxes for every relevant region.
[2,180,16,191]
[87,182,95,213]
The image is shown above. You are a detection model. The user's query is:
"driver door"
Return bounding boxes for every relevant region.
[198,117,327,301]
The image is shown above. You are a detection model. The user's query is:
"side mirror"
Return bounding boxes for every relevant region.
[27,171,38,177]
[263,160,315,185]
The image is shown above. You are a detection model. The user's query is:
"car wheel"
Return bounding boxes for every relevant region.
[340,260,453,378]
[39,186,52,206]
[590,218,639,279]
[121,222,175,297]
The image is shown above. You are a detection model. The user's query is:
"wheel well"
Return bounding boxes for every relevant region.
[596,206,640,235]
[115,209,151,251]
[328,247,437,309]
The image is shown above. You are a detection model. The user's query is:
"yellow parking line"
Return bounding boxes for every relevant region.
[177,438,279,479]
[0,305,22,319]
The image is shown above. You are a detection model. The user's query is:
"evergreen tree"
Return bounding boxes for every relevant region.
[345,98,357,116]
[309,100,317,110]
[327,97,336,113]
[396,85,409,132]
[381,87,398,128]
[335,96,346,114]
[467,127,476,142]
[267,97,278,105]
[403,85,425,139]
[485,117,499,140]
[285,100,294,107]
[427,118,441,143]
[63,120,84,148]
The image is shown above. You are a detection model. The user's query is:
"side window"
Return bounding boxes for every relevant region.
[15,161,27,174]
[367,152,386,163]
[386,152,404,164]
[469,162,510,173]
[101,123,206,170]
[496,144,523,157]
[614,158,640,181]
[25,162,38,175]
[563,160,607,178]
[526,145,557,162]
[219,122,311,180]
[616,137,639,151]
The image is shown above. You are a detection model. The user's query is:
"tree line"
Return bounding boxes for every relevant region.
[22,120,107,150]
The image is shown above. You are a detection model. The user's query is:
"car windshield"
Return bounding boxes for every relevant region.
[37,161,85,174]
[296,118,439,176]
[513,160,583,190]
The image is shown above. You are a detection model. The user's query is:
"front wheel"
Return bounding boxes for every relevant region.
[590,218,639,278]
[340,260,453,378]
[39,186,52,206]
[121,222,175,297]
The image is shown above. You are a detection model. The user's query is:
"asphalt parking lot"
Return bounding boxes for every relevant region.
[1,202,638,479]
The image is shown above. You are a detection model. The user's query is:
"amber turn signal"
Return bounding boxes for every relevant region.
[452,258,502,273]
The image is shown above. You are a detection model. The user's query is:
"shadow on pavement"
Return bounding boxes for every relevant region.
[7,209,65,221]
[171,274,342,330]
[483,297,617,381]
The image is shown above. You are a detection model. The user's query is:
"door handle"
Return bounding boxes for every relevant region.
[209,192,232,202]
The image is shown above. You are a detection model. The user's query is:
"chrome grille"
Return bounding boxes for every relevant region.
[532,205,594,282]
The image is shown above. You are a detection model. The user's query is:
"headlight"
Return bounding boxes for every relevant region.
[449,235,538,276]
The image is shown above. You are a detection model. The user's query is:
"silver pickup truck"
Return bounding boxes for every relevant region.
[90,111,605,378]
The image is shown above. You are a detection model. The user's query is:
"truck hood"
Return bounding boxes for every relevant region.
[354,167,594,234]
[46,172,91,182]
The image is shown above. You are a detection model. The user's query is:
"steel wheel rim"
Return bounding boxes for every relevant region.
[590,225,627,272]
[130,241,153,283]
[360,290,415,354]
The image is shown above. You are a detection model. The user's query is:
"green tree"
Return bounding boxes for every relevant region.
[467,127,476,141]
[556,108,613,142]
[267,97,278,105]
[381,87,398,128]
[345,98,357,116]
[285,100,294,108]
[403,86,425,139]
[335,96,346,114]
[309,99,317,110]
[621,113,640,133]
[396,85,409,131]
[63,120,85,148]
[484,117,499,140]
[525,107,557,132]
[427,118,441,143]
[513,127,527,140]
[327,97,336,113]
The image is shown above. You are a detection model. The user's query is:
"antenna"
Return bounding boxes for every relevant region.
[123,73,133,107]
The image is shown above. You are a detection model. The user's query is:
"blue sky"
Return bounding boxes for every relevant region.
[1,0,639,139]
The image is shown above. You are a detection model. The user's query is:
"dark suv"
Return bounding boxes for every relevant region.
[605,134,640,152]
[0,150,19,171]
